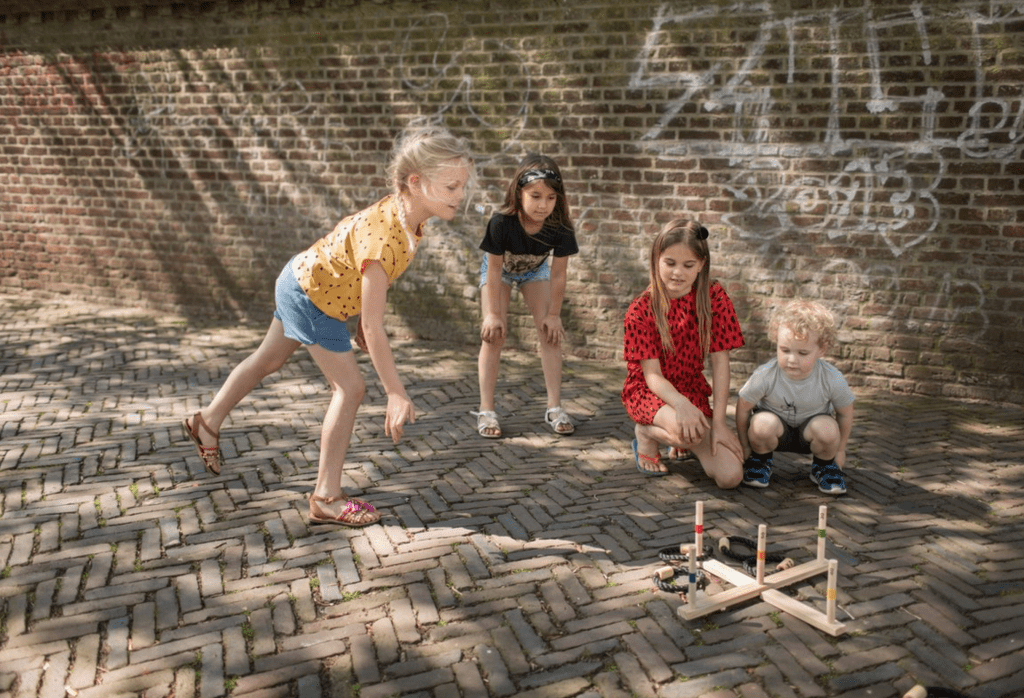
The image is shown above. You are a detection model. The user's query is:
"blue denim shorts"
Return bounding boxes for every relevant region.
[273,258,352,353]
[478,254,550,288]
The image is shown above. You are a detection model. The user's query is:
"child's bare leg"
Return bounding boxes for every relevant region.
[192,319,300,447]
[746,411,784,454]
[306,345,365,507]
[477,338,504,412]
[477,282,510,437]
[803,415,841,462]
[690,435,744,489]
[521,280,563,409]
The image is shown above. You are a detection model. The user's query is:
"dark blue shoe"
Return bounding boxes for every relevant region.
[810,461,847,495]
[742,456,772,488]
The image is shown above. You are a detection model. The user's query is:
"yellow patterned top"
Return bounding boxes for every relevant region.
[291,195,421,320]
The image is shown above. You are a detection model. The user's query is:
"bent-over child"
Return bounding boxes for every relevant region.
[621,219,745,488]
[736,299,854,495]
[474,154,579,439]
[183,125,474,526]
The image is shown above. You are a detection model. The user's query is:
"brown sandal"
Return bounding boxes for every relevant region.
[309,494,380,527]
[183,412,225,475]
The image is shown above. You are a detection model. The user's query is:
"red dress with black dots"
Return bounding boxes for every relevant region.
[622,282,744,424]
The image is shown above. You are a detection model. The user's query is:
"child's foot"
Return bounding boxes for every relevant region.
[474,410,502,439]
[544,406,575,435]
[742,456,773,488]
[810,461,847,495]
[632,439,668,476]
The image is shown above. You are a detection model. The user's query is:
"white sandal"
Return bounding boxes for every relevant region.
[472,410,502,439]
[544,406,575,435]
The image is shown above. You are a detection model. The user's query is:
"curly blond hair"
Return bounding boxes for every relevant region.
[768,300,837,349]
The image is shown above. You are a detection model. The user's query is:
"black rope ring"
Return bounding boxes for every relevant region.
[653,567,709,594]
[658,542,715,563]
[717,536,787,576]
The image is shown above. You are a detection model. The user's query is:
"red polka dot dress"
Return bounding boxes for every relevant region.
[622,282,744,424]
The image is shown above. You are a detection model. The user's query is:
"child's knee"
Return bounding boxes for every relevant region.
[705,459,743,489]
[805,415,840,445]
[716,470,743,489]
[337,373,366,402]
[748,412,782,447]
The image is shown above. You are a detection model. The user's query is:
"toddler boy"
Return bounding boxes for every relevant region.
[736,300,854,495]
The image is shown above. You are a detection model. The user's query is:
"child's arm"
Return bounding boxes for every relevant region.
[480,253,506,343]
[834,403,854,468]
[640,358,709,444]
[708,351,743,460]
[360,261,415,443]
[541,255,568,346]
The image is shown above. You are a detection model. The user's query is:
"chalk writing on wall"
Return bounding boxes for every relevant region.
[627,1,1024,337]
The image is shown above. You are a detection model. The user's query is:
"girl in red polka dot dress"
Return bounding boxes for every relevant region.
[621,219,745,488]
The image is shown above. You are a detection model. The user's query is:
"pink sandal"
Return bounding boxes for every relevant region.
[183,412,225,475]
[308,494,381,527]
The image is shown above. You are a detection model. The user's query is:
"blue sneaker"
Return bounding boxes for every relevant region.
[810,461,847,495]
[742,456,773,488]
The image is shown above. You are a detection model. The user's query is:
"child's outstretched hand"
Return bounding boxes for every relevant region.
[480,314,506,344]
[541,315,565,346]
[385,393,416,443]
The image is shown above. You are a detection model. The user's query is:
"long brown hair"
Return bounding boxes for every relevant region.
[648,219,712,356]
[500,154,575,234]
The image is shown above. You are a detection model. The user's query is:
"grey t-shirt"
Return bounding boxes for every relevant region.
[739,358,855,427]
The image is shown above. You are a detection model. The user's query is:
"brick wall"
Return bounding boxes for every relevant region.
[2,0,1022,403]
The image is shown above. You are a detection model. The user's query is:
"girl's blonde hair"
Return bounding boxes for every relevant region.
[648,219,712,356]
[387,125,475,196]
[500,154,575,234]
[768,300,837,349]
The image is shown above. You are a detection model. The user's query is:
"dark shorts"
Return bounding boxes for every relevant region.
[273,258,352,353]
[755,408,832,455]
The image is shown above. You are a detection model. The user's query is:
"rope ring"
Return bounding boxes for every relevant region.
[717,535,787,576]
[657,542,715,563]
[652,567,709,594]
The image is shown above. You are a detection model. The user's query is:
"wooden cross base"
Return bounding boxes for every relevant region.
[676,502,847,637]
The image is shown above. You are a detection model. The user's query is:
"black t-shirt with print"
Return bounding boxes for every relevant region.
[479,213,578,274]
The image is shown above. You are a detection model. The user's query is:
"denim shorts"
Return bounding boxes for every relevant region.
[478,254,550,288]
[273,258,352,353]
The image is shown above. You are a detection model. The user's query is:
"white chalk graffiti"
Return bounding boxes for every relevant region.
[82,1,1022,346]
[630,0,1024,338]
[397,13,531,164]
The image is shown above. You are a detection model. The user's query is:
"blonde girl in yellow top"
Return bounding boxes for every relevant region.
[183,125,474,527]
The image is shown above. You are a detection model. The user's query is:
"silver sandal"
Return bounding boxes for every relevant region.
[544,406,575,435]
[472,410,502,439]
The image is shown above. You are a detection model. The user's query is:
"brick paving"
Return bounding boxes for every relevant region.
[1,293,1023,698]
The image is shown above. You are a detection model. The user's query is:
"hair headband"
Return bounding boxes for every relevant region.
[518,168,561,188]
[696,225,709,240]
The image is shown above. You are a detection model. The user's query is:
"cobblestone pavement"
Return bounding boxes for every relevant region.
[1,293,1023,698]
